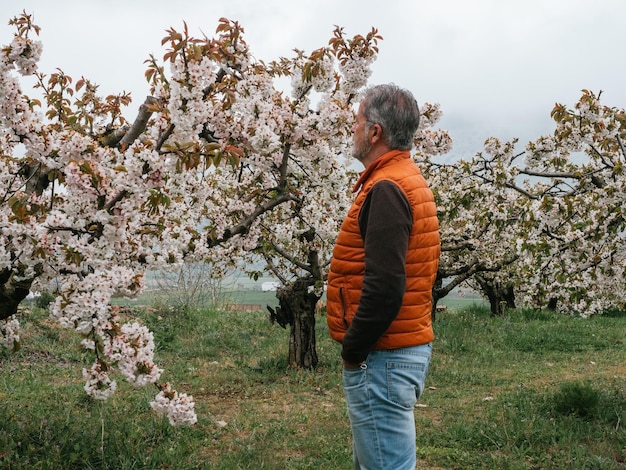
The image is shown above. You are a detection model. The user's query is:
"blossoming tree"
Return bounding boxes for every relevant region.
[515,90,626,315]
[419,136,532,315]
[421,90,626,316]
[0,12,449,418]
[0,12,210,425]
[168,21,378,369]
[142,21,382,370]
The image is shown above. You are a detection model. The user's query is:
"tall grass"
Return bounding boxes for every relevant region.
[1,304,625,469]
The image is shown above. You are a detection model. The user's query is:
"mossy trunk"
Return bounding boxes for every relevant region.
[476,275,516,316]
[267,279,319,369]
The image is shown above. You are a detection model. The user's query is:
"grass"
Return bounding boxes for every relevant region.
[1,303,625,469]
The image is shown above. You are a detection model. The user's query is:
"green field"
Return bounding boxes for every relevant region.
[1,303,625,469]
[115,274,487,312]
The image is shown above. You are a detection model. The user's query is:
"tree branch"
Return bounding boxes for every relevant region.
[207,191,299,247]
[278,143,292,189]
[617,134,626,160]
[504,181,538,200]
[118,96,158,149]
[156,123,175,152]
[440,241,474,252]
[519,169,579,179]
[101,126,130,147]
[268,240,312,274]
[105,190,129,213]
[436,254,519,299]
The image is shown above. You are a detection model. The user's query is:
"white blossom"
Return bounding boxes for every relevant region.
[150,383,197,426]
[0,317,20,350]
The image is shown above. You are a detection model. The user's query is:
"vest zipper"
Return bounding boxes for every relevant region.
[340,287,349,327]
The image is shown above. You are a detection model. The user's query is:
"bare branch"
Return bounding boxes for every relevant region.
[268,241,311,273]
[119,96,158,149]
[207,191,299,247]
[440,241,474,252]
[617,134,626,160]
[278,143,292,188]
[504,181,538,200]
[261,251,289,285]
[156,123,175,152]
[105,190,129,213]
[589,143,615,170]
[518,167,606,190]
[101,126,130,147]
[519,169,579,179]
[436,254,518,299]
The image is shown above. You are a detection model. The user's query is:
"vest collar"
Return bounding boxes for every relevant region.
[352,150,411,193]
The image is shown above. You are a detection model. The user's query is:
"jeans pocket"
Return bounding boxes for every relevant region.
[387,362,428,409]
[342,366,366,391]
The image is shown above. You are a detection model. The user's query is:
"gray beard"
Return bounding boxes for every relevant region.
[352,140,371,163]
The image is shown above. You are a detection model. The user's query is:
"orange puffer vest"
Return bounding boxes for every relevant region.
[326,150,440,350]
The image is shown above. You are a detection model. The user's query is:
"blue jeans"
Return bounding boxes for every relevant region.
[342,344,432,470]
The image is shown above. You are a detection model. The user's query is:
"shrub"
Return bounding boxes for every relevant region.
[552,381,600,418]
[34,291,55,310]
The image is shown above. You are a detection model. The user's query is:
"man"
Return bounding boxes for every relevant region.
[326,84,440,469]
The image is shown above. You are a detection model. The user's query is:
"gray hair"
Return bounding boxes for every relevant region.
[361,84,420,150]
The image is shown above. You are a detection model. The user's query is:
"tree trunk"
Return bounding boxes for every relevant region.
[547,297,558,311]
[475,275,516,316]
[431,274,443,321]
[0,269,33,321]
[267,279,319,369]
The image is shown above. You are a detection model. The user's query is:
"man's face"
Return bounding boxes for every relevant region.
[351,104,371,163]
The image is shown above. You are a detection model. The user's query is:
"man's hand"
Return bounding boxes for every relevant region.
[343,359,365,370]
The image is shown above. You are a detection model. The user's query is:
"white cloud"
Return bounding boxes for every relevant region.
[2,0,625,156]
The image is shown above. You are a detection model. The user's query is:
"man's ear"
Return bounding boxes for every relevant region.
[370,123,383,144]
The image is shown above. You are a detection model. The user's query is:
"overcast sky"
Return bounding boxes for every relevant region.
[2,0,625,159]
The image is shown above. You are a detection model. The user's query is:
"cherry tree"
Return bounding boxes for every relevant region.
[0,11,446,418]
[513,90,626,315]
[422,134,541,316]
[150,21,453,368]
[0,12,204,425]
[143,21,384,369]
[420,90,626,316]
